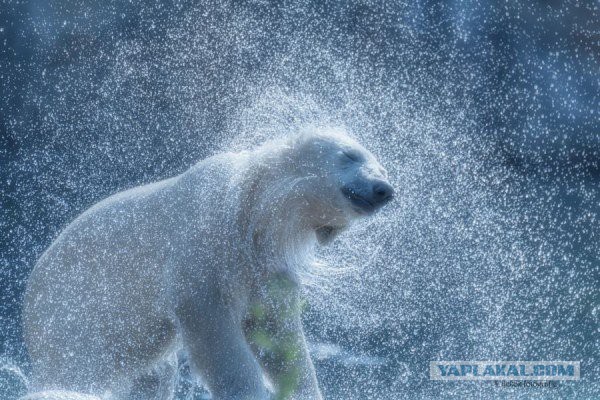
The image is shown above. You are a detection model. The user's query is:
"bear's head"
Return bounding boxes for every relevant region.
[287,128,394,244]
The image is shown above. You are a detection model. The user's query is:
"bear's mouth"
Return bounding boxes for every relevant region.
[341,187,376,215]
[315,225,345,245]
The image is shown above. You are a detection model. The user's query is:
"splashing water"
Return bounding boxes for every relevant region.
[1,1,598,399]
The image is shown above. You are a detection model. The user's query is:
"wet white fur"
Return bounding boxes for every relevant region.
[22,128,390,400]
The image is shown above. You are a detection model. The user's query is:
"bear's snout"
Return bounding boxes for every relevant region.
[372,180,394,205]
[342,178,394,215]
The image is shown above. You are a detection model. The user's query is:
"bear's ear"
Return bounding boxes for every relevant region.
[315,226,343,246]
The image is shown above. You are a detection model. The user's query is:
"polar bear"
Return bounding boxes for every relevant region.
[22,128,394,400]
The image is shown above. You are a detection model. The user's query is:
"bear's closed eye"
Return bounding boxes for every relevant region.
[342,150,362,162]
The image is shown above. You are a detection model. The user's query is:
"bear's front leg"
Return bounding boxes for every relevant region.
[246,279,323,400]
[178,293,270,400]
[257,315,322,400]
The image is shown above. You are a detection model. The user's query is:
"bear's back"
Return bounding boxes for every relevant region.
[22,150,251,393]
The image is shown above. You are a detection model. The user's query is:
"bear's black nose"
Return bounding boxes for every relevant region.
[372,180,394,205]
